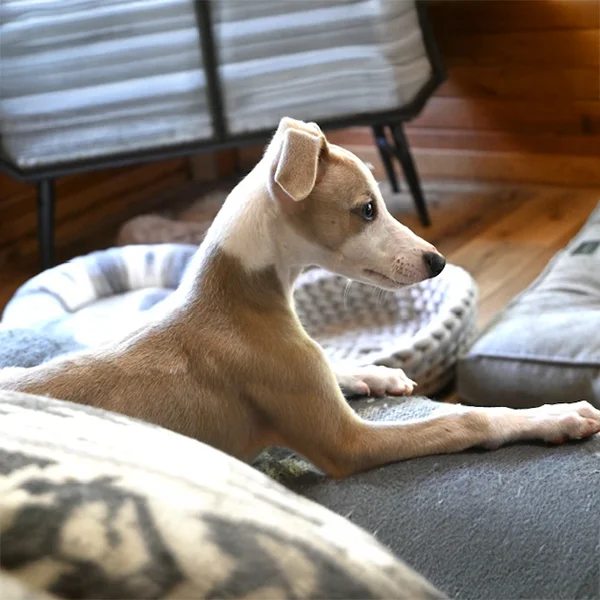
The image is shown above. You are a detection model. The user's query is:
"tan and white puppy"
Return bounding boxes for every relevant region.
[1,117,599,477]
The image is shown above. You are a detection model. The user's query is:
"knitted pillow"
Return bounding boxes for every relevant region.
[3,244,478,397]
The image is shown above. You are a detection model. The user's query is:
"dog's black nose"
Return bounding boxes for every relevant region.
[423,251,446,278]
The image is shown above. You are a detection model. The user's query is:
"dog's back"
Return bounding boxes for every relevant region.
[0,245,308,460]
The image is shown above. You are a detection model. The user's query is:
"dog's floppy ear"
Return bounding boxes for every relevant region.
[273,128,323,202]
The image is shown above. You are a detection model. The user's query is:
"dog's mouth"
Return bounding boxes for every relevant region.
[363,269,403,288]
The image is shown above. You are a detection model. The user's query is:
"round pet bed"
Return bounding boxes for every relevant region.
[2,244,478,395]
[2,244,198,349]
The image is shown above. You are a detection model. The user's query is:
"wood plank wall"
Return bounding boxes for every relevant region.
[0,160,194,266]
[326,0,600,186]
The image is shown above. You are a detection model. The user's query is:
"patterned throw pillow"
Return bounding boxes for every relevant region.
[0,390,445,600]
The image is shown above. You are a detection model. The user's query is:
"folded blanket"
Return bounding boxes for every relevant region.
[1,0,432,167]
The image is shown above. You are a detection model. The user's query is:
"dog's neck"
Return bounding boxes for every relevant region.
[197,166,314,292]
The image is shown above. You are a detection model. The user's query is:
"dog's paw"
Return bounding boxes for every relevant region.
[525,401,600,444]
[336,366,416,397]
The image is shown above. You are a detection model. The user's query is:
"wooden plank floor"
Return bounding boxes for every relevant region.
[380,180,599,328]
[1,179,598,334]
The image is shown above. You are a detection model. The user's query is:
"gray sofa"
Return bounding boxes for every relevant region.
[1,201,600,599]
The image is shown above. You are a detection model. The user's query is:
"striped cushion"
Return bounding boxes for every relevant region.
[0,0,212,168]
[214,0,432,134]
[0,0,433,168]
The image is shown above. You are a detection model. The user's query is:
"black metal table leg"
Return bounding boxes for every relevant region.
[372,124,399,193]
[193,0,226,140]
[389,123,431,227]
[37,179,56,270]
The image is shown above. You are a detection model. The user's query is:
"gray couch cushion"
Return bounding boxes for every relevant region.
[254,396,600,600]
[291,435,600,600]
[457,201,600,409]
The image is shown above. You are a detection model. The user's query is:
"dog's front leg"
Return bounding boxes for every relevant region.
[271,371,600,478]
[335,365,416,397]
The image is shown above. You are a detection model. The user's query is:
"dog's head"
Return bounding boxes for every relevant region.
[266,117,445,289]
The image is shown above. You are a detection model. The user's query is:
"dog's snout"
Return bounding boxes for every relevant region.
[423,251,446,278]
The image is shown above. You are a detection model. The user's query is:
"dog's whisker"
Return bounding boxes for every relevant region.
[343,279,353,309]
[376,287,388,305]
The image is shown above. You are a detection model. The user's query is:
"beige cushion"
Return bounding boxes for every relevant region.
[0,389,444,600]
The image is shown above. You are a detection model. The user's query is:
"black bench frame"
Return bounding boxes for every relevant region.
[0,0,445,271]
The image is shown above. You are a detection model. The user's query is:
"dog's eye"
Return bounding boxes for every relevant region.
[361,202,375,221]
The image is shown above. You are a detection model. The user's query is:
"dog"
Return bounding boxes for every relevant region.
[1,117,599,478]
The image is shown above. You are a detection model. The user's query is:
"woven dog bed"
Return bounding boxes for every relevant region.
[295,266,478,395]
[2,244,477,395]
